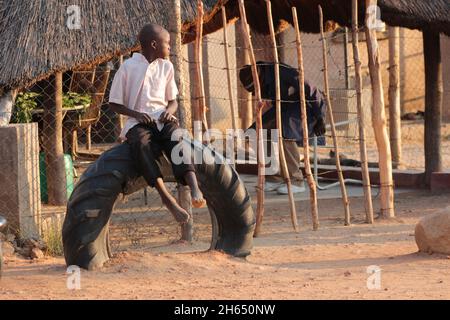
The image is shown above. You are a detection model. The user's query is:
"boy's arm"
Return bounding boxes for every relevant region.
[108,63,153,125]
[159,62,179,124]
[159,99,178,123]
[109,102,153,125]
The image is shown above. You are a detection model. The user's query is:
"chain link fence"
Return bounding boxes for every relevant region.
[1,20,448,258]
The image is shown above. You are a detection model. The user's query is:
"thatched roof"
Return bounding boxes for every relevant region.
[183,0,450,42]
[2,0,449,90]
[0,0,221,90]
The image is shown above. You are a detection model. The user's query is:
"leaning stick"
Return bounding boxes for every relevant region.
[222,6,238,164]
[318,5,351,225]
[194,0,210,141]
[237,0,266,236]
[266,0,299,232]
[365,0,395,218]
[292,7,319,231]
[351,0,374,223]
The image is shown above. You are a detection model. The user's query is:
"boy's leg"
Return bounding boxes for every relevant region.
[183,171,206,208]
[126,124,190,223]
[160,122,206,208]
[126,124,163,188]
[154,177,190,224]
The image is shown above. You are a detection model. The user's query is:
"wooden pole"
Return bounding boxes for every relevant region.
[222,6,238,163]
[235,20,253,130]
[292,7,319,231]
[319,6,351,225]
[388,26,402,169]
[116,55,125,141]
[170,0,190,133]
[194,0,210,142]
[266,0,298,232]
[423,29,443,186]
[222,6,237,132]
[43,72,67,205]
[365,0,394,218]
[237,0,266,236]
[0,90,17,125]
[170,0,193,241]
[351,0,374,224]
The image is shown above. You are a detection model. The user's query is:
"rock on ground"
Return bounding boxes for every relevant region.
[1,241,15,257]
[415,208,450,255]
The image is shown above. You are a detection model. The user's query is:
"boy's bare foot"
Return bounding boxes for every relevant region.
[164,198,191,224]
[191,188,206,208]
[155,177,191,224]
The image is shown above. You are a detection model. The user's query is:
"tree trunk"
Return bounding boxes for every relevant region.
[365,0,394,218]
[423,29,443,186]
[292,7,319,231]
[388,26,402,169]
[222,7,237,133]
[0,90,17,126]
[238,0,266,236]
[319,5,351,226]
[351,0,374,224]
[170,0,193,241]
[43,72,67,205]
[235,20,253,130]
[194,0,209,141]
[222,6,238,164]
[170,0,190,133]
[267,0,298,233]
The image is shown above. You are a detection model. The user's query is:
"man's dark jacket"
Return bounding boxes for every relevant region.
[239,61,326,146]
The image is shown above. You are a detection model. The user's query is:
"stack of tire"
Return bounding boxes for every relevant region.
[62,138,256,270]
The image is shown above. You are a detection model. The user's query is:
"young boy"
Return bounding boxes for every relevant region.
[109,23,205,224]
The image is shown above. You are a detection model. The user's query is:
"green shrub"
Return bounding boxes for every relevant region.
[12,91,92,124]
[11,92,40,123]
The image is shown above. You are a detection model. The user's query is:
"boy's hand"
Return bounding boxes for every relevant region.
[136,112,154,125]
[159,111,178,124]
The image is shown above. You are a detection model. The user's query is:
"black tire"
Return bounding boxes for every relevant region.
[62,139,255,270]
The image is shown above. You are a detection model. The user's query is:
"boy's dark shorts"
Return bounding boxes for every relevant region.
[125,121,195,187]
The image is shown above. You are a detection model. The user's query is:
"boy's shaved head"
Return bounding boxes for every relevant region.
[138,23,168,49]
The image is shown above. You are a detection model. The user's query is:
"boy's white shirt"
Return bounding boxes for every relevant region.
[108,52,179,138]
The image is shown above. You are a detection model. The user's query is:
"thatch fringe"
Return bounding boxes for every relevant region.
[0,0,222,90]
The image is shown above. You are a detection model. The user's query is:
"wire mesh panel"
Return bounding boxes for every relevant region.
[2,18,447,260]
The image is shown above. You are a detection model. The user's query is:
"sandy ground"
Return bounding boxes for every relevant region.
[1,189,450,300]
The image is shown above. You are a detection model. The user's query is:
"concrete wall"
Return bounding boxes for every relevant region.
[0,123,41,239]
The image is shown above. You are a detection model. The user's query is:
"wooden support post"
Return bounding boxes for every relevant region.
[222,6,238,163]
[170,0,190,133]
[237,0,266,236]
[194,0,210,142]
[292,7,319,231]
[423,29,443,186]
[178,184,193,242]
[365,0,394,218]
[0,90,17,125]
[319,5,351,225]
[388,26,402,169]
[351,0,374,224]
[170,0,193,240]
[43,72,67,205]
[235,20,253,130]
[266,0,299,232]
[86,124,92,150]
[116,55,125,141]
